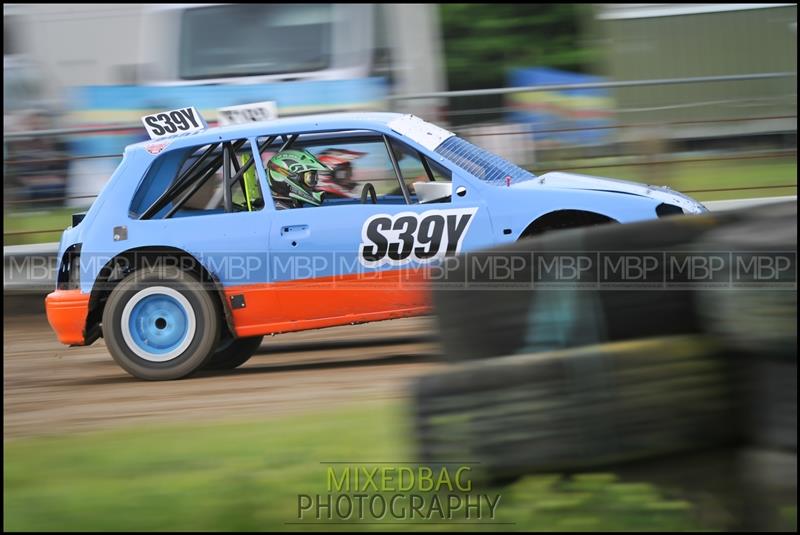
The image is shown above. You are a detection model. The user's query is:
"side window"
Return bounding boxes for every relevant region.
[426,158,452,183]
[132,139,264,219]
[389,138,453,204]
[256,134,408,208]
[175,141,264,214]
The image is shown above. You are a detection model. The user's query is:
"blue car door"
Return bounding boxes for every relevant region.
[263,134,495,321]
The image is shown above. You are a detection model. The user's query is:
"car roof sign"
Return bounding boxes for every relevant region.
[141,107,207,140]
[217,101,278,126]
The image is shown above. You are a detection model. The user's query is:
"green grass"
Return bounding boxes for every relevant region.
[3,207,75,246]
[4,401,712,532]
[3,158,796,245]
[563,157,797,201]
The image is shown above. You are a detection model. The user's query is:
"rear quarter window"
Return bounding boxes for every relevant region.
[129,139,263,218]
[129,148,191,217]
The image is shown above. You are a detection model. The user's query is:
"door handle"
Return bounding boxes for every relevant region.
[281,225,310,238]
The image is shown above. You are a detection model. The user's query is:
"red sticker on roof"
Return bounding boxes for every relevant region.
[146,141,171,155]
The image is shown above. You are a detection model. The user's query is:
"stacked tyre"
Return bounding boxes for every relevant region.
[418,201,797,478]
[432,210,744,362]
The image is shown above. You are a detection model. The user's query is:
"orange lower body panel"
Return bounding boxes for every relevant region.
[46,270,433,345]
[45,289,91,345]
[224,268,433,337]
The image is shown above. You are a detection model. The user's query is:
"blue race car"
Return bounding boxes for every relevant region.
[46,110,707,380]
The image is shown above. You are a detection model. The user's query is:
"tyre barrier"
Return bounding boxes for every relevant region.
[432,210,741,362]
[694,201,797,360]
[413,336,741,481]
[432,202,796,363]
[691,201,797,452]
[415,202,797,526]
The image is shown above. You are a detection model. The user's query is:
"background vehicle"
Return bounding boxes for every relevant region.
[4,3,446,202]
[5,4,443,100]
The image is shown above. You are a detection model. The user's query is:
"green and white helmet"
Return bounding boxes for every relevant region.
[267,149,330,207]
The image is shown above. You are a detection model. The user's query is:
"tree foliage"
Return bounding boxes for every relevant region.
[440,4,599,90]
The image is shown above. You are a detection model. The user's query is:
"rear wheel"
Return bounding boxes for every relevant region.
[204,335,264,370]
[102,265,221,380]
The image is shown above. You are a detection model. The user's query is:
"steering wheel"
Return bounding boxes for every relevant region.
[360,182,377,204]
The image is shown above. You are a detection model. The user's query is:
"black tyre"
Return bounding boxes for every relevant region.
[413,336,738,482]
[694,200,797,359]
[102,265,221,380]
[433,212,725,362]
[203,335,264,370]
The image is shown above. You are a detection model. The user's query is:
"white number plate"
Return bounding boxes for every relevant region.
[217,101,278,126]
[141,107,207,140]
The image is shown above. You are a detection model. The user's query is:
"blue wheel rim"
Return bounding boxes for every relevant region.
[129,294,188,355]
[121,286,197,362]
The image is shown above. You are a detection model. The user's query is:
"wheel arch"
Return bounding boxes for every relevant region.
[519,209,617,239]
[85,246,234,342]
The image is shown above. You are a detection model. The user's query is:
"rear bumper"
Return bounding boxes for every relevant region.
[45,290,91,345]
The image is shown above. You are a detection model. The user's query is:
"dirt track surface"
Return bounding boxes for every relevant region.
[4,315,441,438]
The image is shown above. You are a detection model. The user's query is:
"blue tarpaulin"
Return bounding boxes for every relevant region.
[506,67,614,146]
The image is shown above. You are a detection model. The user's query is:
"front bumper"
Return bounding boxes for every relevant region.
[45,290,90,345]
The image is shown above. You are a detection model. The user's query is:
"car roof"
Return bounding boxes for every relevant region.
[127,112,409,154]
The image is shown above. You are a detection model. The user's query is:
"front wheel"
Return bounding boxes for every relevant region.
[102,266,221,380]
[203,335,264,370]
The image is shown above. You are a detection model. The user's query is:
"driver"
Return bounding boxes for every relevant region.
[266,149,330,209]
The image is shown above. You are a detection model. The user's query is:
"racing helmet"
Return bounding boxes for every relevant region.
[266,149,330,207]
[316,148,366,196]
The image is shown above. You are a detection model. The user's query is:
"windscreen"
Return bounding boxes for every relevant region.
[179,4,332,79]
[435,136,537,185]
